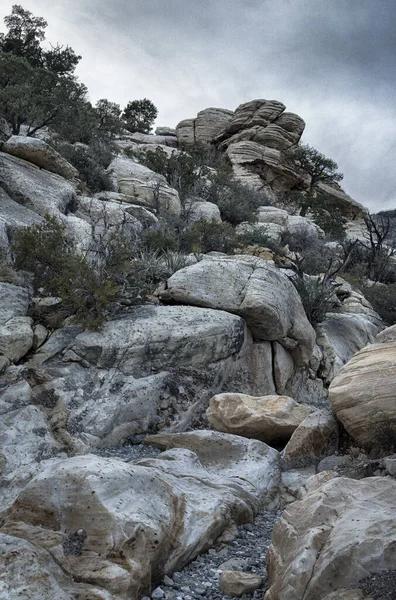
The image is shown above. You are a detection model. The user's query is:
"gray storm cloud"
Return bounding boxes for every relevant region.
[0,0,395,211]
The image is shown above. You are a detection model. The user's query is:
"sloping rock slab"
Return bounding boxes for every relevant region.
[2,433,279,598]
[3,136,78,180]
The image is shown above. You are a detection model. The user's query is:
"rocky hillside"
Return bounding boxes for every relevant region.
[1,97,396,600]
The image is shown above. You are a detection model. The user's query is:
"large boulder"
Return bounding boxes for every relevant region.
[328,340,396,451]
[218,112,305,152]
[316,182,366,220]
[194,107,234,144]
[2,136,78,180]
[226,141,303,196]
[1,435,279,598]
[71,305,246,375]
[282,409,339,466]
[27,306,256,449]
[265,477,396,599]
[108,156,181,215]
[0,152,77,219]
[316,312,382,383]
[216,99,286,142]
[161,256,316,365]
[175,108,234,145]
[206,393,312,444]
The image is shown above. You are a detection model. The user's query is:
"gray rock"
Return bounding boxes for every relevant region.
[161,256,315,365]
[3,136,78,180]
[0,152,77,219]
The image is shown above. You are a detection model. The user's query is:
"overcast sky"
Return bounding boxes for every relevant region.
[1,0,395,212]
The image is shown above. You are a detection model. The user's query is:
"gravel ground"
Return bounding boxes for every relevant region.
[145,509,282,600]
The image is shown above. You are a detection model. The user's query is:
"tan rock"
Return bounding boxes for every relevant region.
[216,99,286,142]
[265,477,396,600]
[376,324,396,343]
[207,393,311,444]
[328,341,396,451]
[219,571,262,597]
[282,410,339,465]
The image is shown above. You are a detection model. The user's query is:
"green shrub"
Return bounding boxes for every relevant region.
[141,221,181,253]
[237,225,286,255]
[182,219,237,254]
[292,273,339,325]
[12,216,121,329]
[359,282,396,325]
[53,143,114,193]
[206,174,268,226]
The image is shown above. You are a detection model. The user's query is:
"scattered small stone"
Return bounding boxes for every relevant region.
[151,587,165,599]
[163,575,174,586]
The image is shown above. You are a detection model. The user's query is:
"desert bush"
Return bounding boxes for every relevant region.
[141,220,181,253]
[292,273,339,326]
[206,173,268,226]
[237,226,286,255]
[281,229,332,274]
[53,142,114,193]
[359,282,396,325]
[12,216,121,328]
[181,219,237,254]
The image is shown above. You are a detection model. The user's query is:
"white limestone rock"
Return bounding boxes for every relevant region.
[0,152,77,219]
[162,256,315,365]
[3,135,78,180]
[1,436,279,598]
[108,156,181,215]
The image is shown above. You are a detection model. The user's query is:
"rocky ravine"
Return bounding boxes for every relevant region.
[0,99,395,600]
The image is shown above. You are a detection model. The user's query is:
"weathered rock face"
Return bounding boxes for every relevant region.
[0,534,80,599]
[0,152,77,219]
[216,99,286,141]
[76,195,143,248]
[71,305,245,375]
[161,256,316,365]
[0,188,44,254]
[2,136,78,180]
[108,155,181,215]
[282,410,339,467]
[175,107,234,145]
[226,141,303,197]
[316,312,382,383]
[19,306,262,451]
[328,341,396,451]
[206,393,311,444]
[1,433,280,598]
[0,283,34,363]
[265,477,396,600]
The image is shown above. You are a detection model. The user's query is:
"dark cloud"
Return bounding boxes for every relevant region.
[1,0,396,211]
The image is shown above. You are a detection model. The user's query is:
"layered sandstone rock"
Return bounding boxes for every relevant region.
[329,340,396,451]
[108,155,181,215]
[265,477,396,599]
[206,393,311,444]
